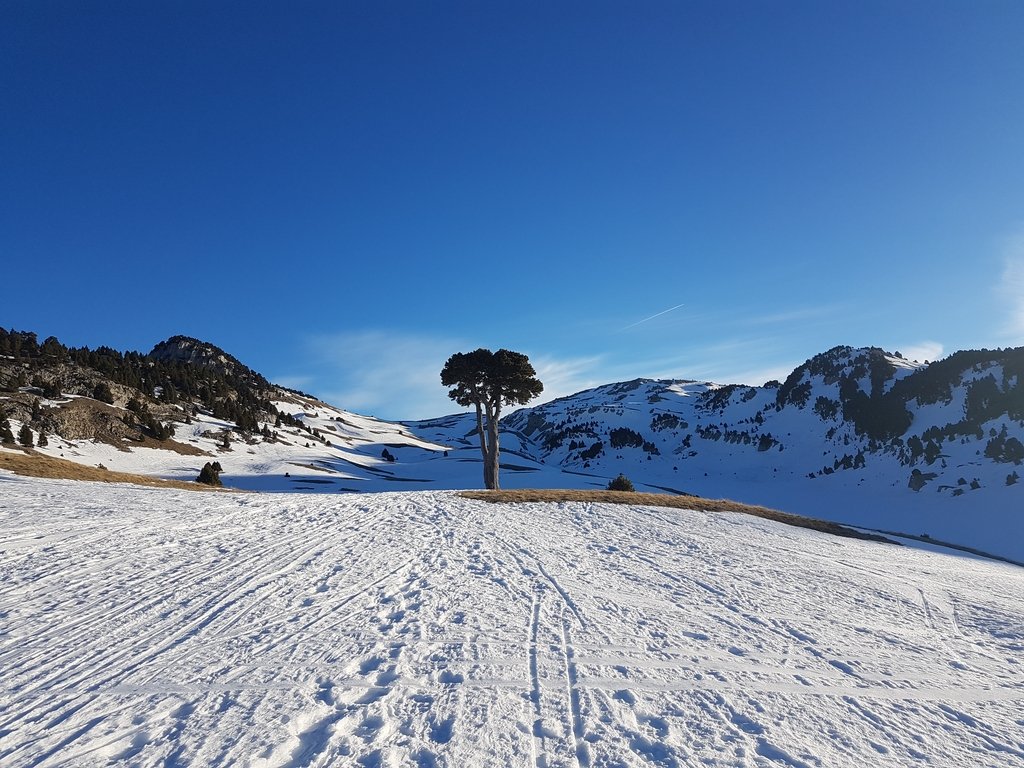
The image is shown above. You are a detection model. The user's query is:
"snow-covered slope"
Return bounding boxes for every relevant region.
[3,339,1022,560]
[474,346,1024,561]
[1,479,1022,767]
[0,387,574,493]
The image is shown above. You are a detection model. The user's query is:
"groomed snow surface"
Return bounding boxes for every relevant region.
[1,478,1023,767]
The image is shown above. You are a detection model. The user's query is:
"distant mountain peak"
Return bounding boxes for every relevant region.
[149,336,268,387]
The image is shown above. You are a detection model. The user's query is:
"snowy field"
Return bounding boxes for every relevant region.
[1,477,1023,767]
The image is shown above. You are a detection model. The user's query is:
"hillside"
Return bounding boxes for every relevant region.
[481,346,1024,560]
[1,330,1021,560]
[1,480,1022,767]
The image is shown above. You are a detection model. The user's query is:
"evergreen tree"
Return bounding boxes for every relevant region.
[92,382,115,404]
[196,461,223,486]
[37,430,48,447]
[18,424,33,447]
[440,348,543,490]
[607,473,635,492]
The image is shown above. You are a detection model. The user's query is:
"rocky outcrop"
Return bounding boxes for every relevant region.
[44,398,141,443]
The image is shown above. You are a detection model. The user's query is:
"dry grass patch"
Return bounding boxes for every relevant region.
[0,450,229,492]
[290,462,339,474]
[459,489,895,544]
[133,435,211,456]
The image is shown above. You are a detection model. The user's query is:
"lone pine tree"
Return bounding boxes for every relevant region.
[441,348,543,490]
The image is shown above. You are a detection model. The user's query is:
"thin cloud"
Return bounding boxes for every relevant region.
[527,354,606,405]
[745,304,845,326]
[896,341,944,364]
[620,302,686,331]
[999,232,1024,339]
[291,334,604,420]
[299,331,470,420]
[272,375,314,391]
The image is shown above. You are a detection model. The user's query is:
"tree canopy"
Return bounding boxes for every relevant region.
[441,348,543,489]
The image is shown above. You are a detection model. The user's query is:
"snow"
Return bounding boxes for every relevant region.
[2,477,1023,767]
[4,347,1022,563]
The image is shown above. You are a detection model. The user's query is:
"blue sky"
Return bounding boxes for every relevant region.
[3,1,1023,419]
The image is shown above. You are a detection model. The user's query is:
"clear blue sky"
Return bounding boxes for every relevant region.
[3,1,1023,419]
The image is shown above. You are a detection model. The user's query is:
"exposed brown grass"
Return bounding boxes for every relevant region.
[130,435,210,456]
[0,450,229,492]
[458,489,895,544]
[290,462,338,474]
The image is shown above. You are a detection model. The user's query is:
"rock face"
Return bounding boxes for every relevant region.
[149,336,269,387]
[44,398,140,443]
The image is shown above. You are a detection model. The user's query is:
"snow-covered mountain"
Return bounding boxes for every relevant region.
[1,480,1022,767]
[412,346,1024,561]
[3,332,1024,764]
[1,331,1021,560]
[493,345,1023,495]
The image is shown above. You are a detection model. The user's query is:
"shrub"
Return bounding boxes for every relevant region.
[607,473,635,492]
[196,461,223,486]
[609,427,644,449]
[92,382,115,404]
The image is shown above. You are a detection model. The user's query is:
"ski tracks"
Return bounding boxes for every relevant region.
[2,485,1024,767]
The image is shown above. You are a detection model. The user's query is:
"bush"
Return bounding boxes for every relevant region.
[196,461,223,486]
[92,382,115,404]
[607,473,635,492]
[609,428,644,449]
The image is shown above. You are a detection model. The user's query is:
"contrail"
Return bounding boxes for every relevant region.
[621,302,686,331]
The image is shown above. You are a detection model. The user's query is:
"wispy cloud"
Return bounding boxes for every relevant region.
[273,375,314,391]
[743,304,846,327]
[282,332,615,420]
[528,354,607,404]
[294,330,470,420]
[620,302,686,331]
[275,327,825,421]
[895,341,944,364]
[999,231,1024,339]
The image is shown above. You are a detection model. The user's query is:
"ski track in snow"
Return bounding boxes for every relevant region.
[1,477,1023,767]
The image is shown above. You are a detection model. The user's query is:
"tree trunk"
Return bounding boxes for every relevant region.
[473,401,489,489]
[484,400,501,490]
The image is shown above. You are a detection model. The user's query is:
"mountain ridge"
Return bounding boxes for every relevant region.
[1,327,1021,559]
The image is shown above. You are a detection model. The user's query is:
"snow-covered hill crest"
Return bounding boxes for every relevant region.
[1,330,1021,559]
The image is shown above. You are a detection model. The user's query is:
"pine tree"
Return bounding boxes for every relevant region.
[37,430,48,447]
[18,424,33,447]
[607,473,635,492]
[196,461,223,486]
[92,382,115,404]
[0,414,14,443]
[440,348,543,490]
